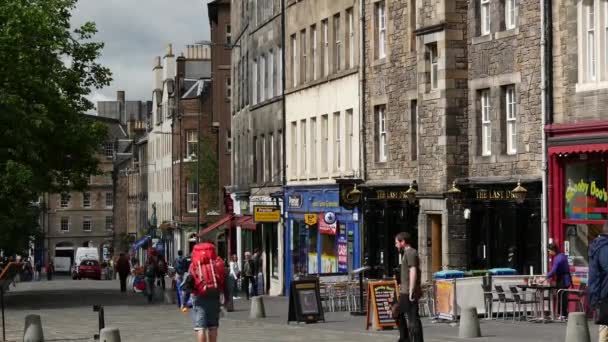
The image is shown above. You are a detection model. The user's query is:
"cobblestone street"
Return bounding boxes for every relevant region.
[0,277,598,341]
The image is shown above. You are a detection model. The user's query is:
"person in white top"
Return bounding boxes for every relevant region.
[229,254,240,299]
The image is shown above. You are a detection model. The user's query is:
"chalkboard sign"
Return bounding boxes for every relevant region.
[288,279,325,324]
[366,280,399,331]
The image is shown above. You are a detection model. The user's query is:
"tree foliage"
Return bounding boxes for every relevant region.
[0,0,112,255]
[189,134,220,223]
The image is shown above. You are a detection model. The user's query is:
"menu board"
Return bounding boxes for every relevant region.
[435,279,456,320]
[366,280,399,331]
[288,279,325,324]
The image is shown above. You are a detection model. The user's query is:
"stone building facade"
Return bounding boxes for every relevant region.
[546,0,608,280]
[361,0,543,280]
[231,0,284,295]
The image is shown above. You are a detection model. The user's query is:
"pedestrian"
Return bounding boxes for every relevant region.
[229,254,241,300]
[589,222,608,341]
[541,243,571,320]
[46,260,54,281]
[252,249,262,296]
[144,256,157,303]
[115,253,131,293]
[174,250,188,285]
[189,241,225,342]
[35,260,42,281]
[242,251,255,300]
[394,232,424,342]
[157,256,167,290]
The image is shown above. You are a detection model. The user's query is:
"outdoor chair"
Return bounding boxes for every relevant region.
[557,283,587,317]
[495,285,516,320]
[509,286,539,321]
[481,283,499,319]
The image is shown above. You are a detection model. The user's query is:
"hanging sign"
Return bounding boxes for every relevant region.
[365,280,399,331]
[304,213,318,226]
[253,205,281,223]
[318,213,337,235]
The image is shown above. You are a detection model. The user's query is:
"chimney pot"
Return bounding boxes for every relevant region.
[117,91,125,103]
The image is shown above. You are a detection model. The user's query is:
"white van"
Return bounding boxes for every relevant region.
[71,247,99,279]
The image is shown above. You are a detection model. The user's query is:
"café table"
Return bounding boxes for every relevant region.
[517,284,558,323]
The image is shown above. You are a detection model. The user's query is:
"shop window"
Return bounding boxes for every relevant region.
[565,224,603,268]
[271,224,279,279]
[308,224,319,274]
[564,160,607,220]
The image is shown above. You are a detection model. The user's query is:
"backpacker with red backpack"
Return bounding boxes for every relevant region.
[189,242,226,297]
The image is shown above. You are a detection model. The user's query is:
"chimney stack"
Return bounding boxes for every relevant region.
[116,90,125,104]
[153,56,163,91]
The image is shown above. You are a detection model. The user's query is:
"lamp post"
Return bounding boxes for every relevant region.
[512,180,528,204]
[405,182,417,204]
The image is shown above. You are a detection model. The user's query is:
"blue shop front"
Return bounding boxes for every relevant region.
[284,186,361,294]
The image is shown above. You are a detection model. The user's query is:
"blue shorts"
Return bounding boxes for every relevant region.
[191,294,220,330]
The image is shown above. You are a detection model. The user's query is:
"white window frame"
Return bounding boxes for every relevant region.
[506,86,517,155]
[481,0,491,35]
[60,193,70,208]
[588,2,597,81]
[291,35,297,87]
[481,90,492,156]
[252,60,258,104]
[301,30,307,83]
[60,217,69,232]
[310,118,317,176]
[277,48,283,95]
[334,14,341,72]
[334,112,341,171]
[104,143,114,159]
[105,192,113,208]
[261,135,267,182]
[345,109,353,171]
[290,122,298,179]
[270,133,275,182]
[429,44,438,90]
[377,106,387,162]
[505,0,517,30]
[260,55,266,101]
[312,25,318,80]
[301,120,307,176]
[268,51,274,98]
[105,216,113,231]
[348,8,355,68]
[321,115,329,173]
[323,20,329,77]
[83,216,92,232]
[378,1,386,59]
[83,192,91,208]
[186,130,197,158]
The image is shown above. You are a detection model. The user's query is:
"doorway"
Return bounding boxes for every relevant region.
[429,214,442,273]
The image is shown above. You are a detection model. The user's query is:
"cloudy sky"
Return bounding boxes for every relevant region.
[71,0,211,105]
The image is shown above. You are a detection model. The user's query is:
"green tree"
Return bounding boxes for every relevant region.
[0,0,112,255]
[189,134,220,224]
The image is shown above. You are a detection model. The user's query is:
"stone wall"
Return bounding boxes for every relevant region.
[467,0,542,178]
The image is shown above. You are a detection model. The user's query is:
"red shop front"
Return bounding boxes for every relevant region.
[548,122,608,286]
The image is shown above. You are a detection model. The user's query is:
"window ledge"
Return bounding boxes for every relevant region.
[372,57,387,67]
[495,28,519,40]
[472,34,492,45]
[423,91,441,101]
[576,81,608,93]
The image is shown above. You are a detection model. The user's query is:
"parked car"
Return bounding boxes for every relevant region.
[76,259,101,280]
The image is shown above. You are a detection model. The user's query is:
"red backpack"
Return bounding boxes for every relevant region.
[189,242,225,296]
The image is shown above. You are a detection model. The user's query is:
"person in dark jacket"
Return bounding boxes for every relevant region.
[542,243,571,320]
[589,222,608,341]
[115,253,131,293]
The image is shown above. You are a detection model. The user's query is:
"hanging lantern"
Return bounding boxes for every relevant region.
[512,180,528,204]
[405,183,417,204]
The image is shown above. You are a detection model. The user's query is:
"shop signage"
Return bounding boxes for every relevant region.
[371,189,410,200]
[435,279,456,320]
[304,213,317,226]
[365,280,399,331]
[564,162,608,220]
[288,279,325,324]
[253,205,281,223]
[318,213,337,235]
[288,193,303,209]
[311,200,339,208]
[337,224,348,273]
[475,189,516,200]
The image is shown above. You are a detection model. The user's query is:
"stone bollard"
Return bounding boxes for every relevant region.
[23,314,44,342]
[565,312,591,342]
[164,288,176,305]
[99,327,121,342]
[458,307,482,338]
[249,296,266,319]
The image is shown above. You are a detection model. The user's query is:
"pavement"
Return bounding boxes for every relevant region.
[0,276,599,342]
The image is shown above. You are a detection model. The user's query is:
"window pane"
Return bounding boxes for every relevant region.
[321,233,337,273]
[308,224,318,274]
[565,160,608,220]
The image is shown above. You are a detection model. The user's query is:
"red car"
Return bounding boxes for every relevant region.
[77,259,101,280]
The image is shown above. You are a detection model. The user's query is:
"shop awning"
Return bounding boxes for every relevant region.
[549,143,608,155]
[198,214,233,237]
[130,235,151,251]
[235,215,257,231]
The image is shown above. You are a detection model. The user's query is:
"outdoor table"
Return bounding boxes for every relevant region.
[517,284,558,323]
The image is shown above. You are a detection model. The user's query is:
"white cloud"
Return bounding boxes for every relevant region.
[71,0,211,103]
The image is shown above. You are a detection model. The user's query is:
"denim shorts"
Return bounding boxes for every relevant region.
[191,294,220,330]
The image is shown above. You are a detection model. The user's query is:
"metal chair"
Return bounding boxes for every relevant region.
[481,284,499,319]
[509,286,538,321]
[495,285,516,320]
[557,283,587,317]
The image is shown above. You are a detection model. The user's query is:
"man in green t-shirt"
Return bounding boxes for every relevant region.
[395,232,424,342]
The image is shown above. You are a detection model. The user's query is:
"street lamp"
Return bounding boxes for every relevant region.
[346,184,362,204]
[405,182,417,204]
[512,180,528,204]
[446,181,462,199]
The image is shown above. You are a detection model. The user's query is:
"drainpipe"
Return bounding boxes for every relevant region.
[540,0,554,275]
[358,0,366,269]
